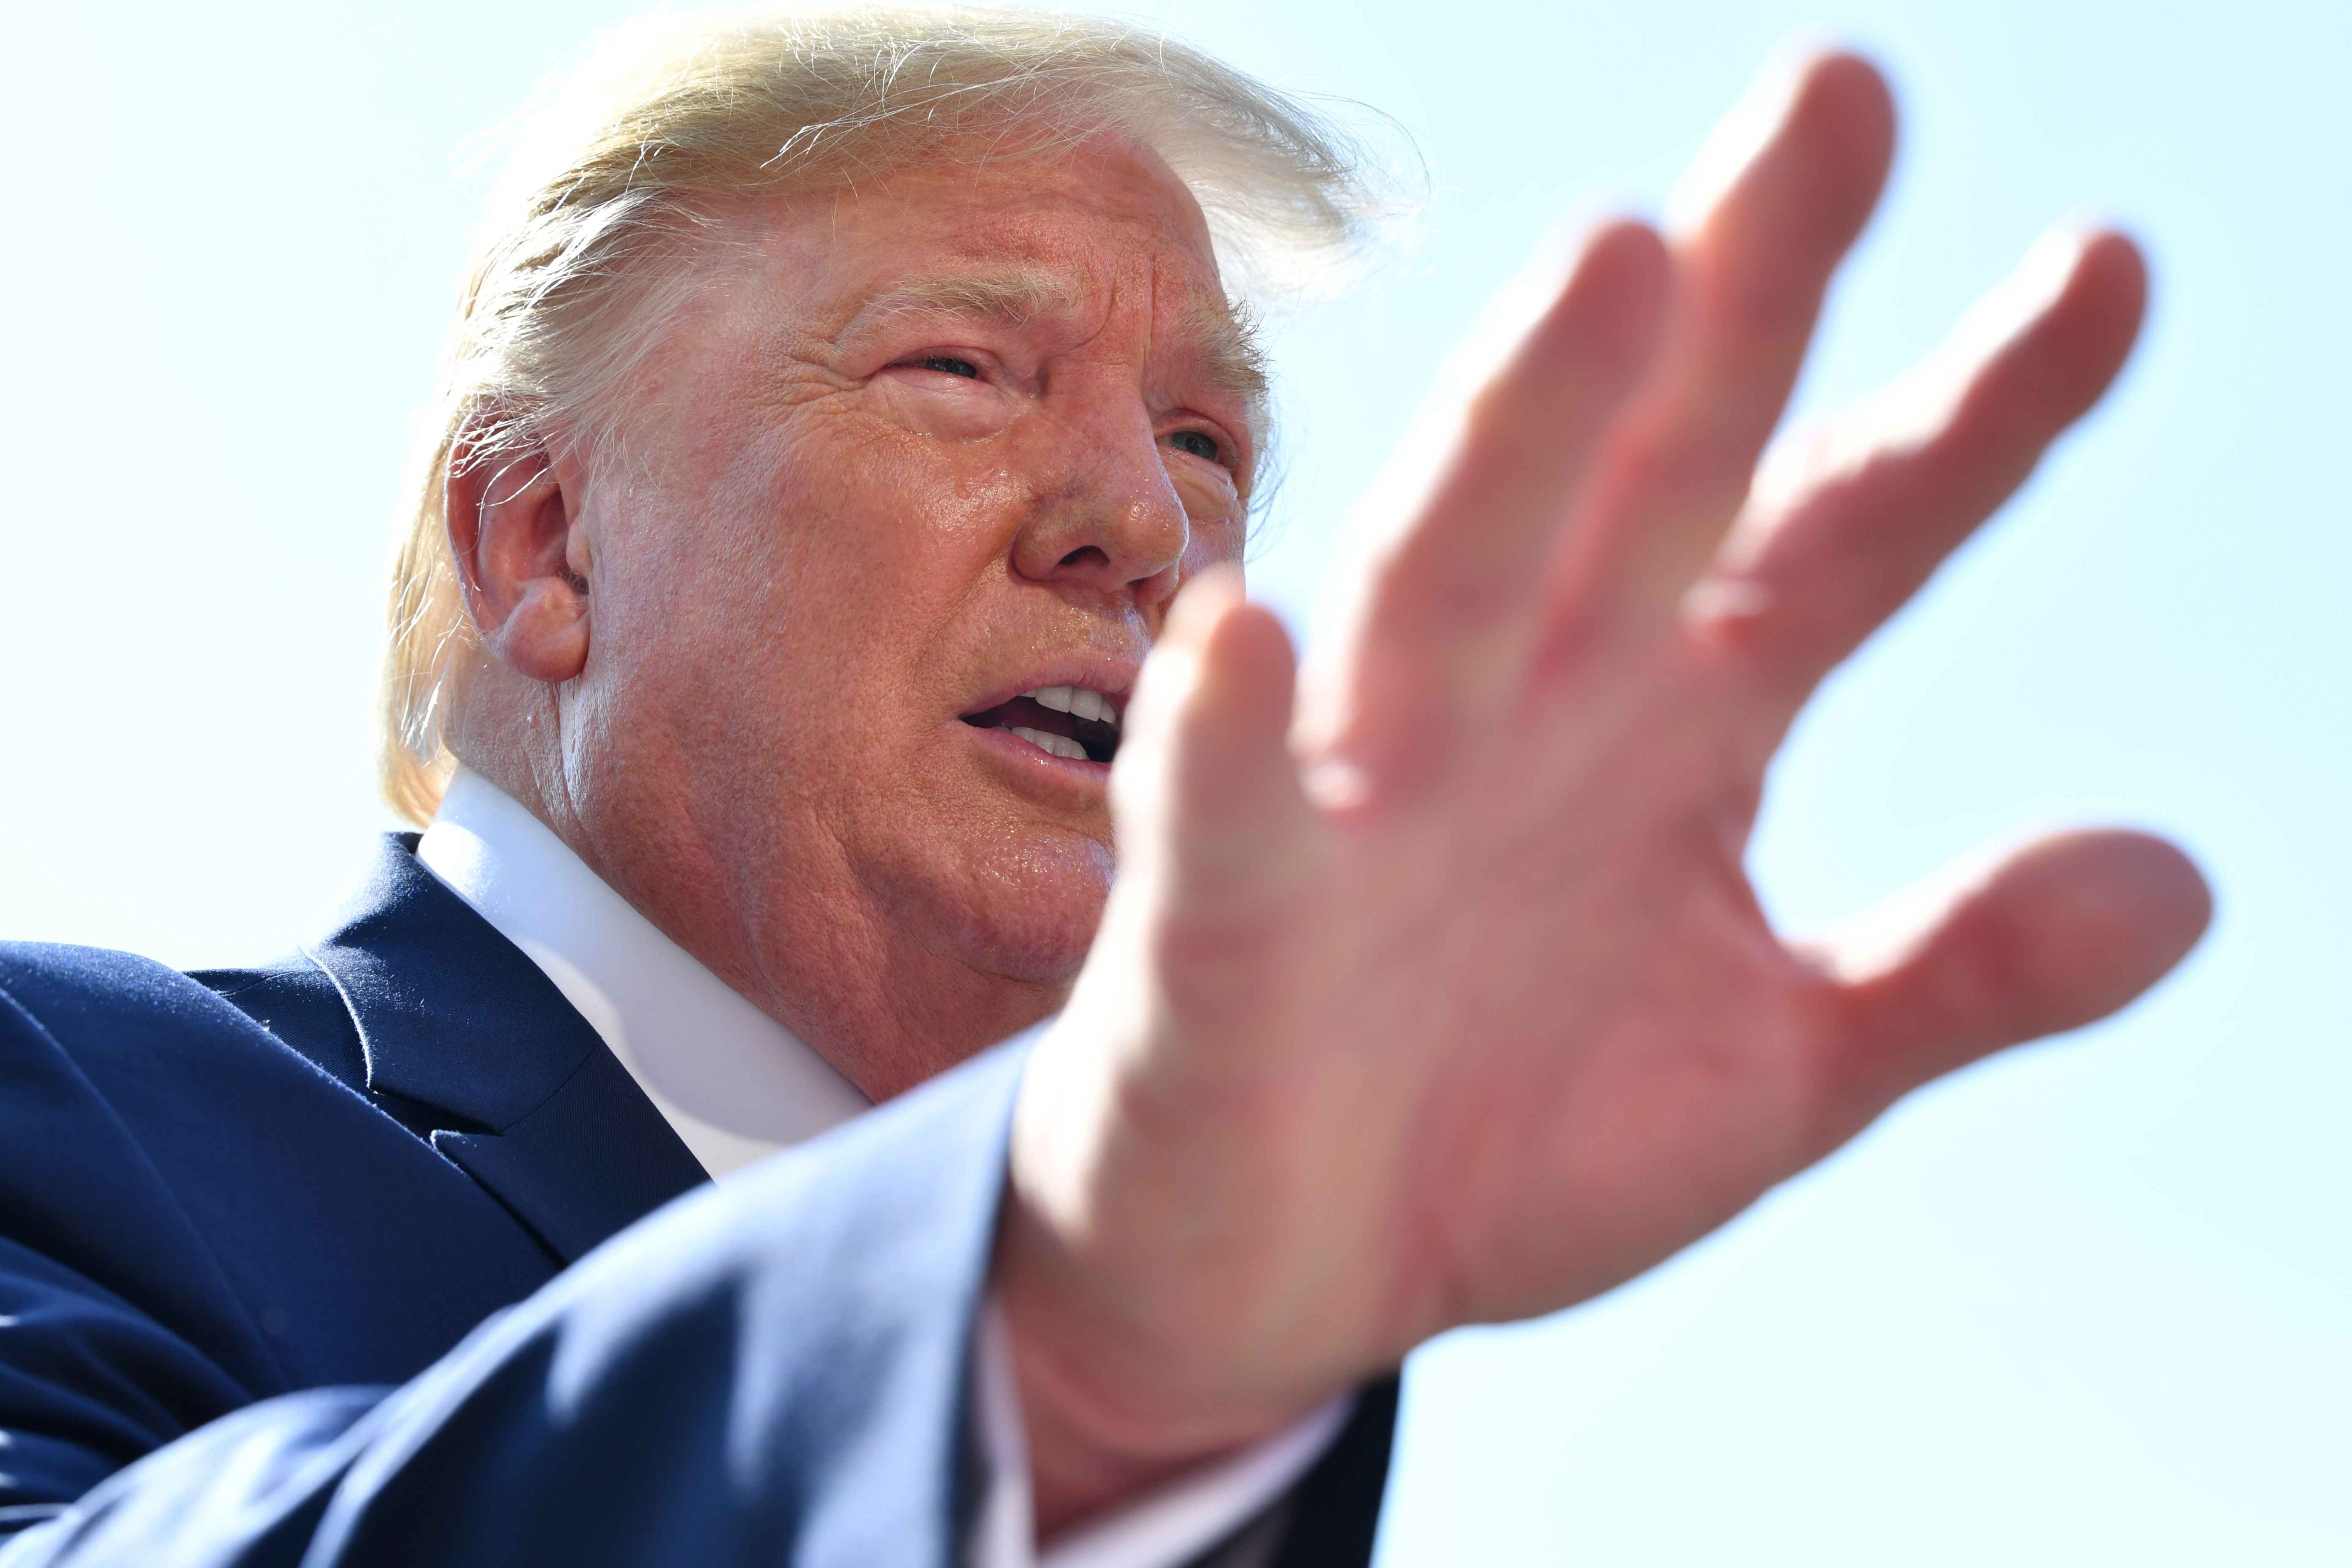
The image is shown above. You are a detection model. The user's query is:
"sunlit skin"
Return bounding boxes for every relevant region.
[444,133,1257,1099]
[442,53,2213,1547]
[998,55,2208,1532]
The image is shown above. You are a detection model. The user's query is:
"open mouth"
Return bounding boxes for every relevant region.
[961,684,1122,763]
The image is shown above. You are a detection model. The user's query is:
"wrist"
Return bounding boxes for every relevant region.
[995,1198,1311,1536]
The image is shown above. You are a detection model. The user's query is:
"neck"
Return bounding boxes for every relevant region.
[449,693,1068,1098]
[416,768,871,1176]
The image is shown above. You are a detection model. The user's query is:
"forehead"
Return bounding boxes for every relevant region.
[731,133,1241,348]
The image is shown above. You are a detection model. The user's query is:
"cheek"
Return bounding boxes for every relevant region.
[576,401,1116,984]
[1170,469,1248,563]
[775,410,1030,582]
[645,420,1005,664]
[570,438,858,800]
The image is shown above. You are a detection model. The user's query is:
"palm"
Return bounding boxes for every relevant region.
[1326,659,1816,1325]
[1005,52,2208,1510]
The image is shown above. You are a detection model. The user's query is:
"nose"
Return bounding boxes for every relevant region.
[1010,397,1190,615]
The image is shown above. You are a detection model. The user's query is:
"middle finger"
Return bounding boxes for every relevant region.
[1548,49,1895,650]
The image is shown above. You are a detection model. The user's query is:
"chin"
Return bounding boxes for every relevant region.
[959,868,1115,985]
[911,828,1116,987]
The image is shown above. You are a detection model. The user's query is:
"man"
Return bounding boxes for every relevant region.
[0,8,2209,1566]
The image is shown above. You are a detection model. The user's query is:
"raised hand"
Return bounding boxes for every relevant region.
[999,51,2210,1528]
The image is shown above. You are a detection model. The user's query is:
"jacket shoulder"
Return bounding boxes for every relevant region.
[184,955,367,1098]
[0,943,325,1419]
[0,943,370,1135]
[0,942,553,1388]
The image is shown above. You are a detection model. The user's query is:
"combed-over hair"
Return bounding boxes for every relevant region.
[378,4,1383,824]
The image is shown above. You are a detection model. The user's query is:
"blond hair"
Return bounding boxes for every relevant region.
[378,4,1383,824]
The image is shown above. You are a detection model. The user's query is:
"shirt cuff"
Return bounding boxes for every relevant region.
[967,1296,1354,1568]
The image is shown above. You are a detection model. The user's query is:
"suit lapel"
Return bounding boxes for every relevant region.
[306,834,708,1265]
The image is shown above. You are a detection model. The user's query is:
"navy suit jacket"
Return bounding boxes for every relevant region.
[0,835,1395,1565]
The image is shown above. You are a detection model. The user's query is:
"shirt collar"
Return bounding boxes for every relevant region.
[415,768,869,1179]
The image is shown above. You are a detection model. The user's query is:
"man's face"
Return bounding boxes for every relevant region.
[547,134,1258,1095]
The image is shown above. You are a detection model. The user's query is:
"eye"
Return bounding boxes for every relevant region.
[1167,430,1220,463]
[917,355,981,378]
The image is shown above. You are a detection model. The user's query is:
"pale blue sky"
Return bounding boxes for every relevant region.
[2,1,2344,1561]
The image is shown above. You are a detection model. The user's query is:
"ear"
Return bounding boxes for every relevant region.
[445,435,592,684]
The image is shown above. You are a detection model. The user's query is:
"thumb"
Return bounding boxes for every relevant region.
[1113,569,1322,933]
[1812,828,2212,1145]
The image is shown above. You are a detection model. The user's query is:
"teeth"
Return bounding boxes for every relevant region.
[1007,725,1089,761]
[1020,685,1119,730]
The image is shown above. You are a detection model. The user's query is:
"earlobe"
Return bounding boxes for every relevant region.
[445,437,592,685]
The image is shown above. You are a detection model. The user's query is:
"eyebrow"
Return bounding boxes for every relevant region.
[861,269,1082,326]
[859,268,1270,422]
[1181,292,1270,416]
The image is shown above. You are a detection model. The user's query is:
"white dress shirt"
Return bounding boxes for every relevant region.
[415,768,1345,1568]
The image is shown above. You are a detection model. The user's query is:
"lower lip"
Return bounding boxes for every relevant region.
[959,723,1114,786]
